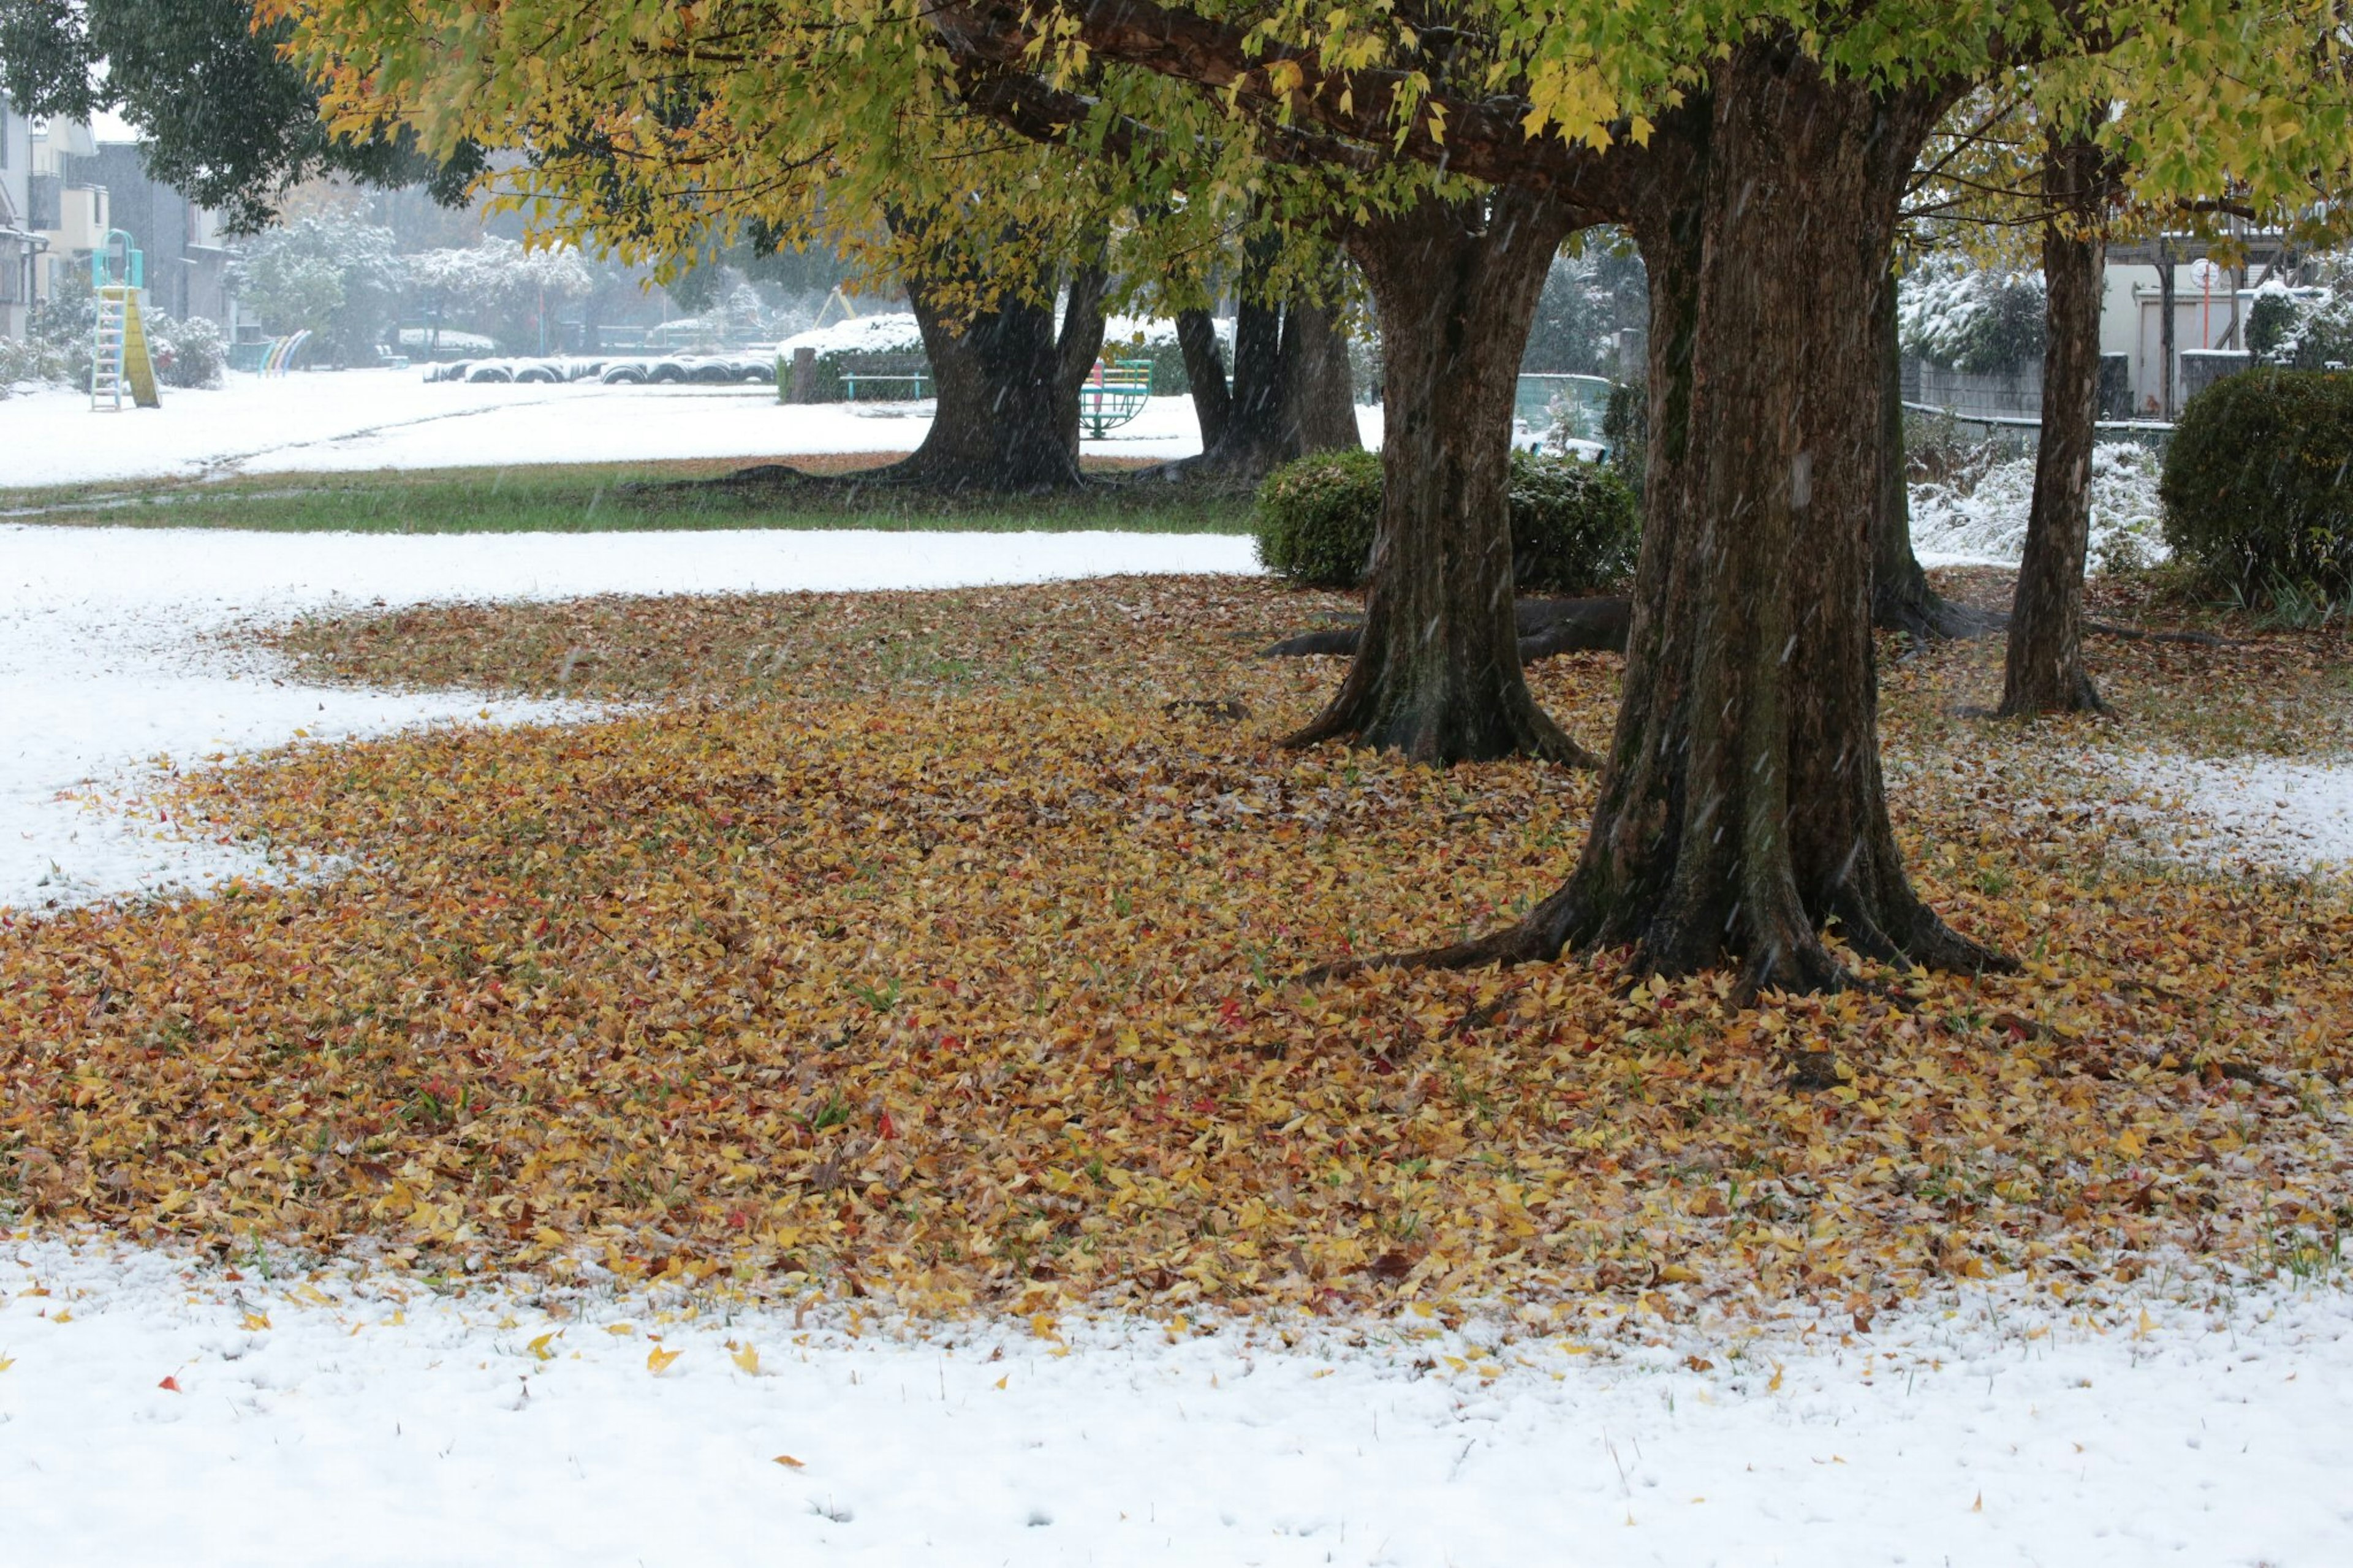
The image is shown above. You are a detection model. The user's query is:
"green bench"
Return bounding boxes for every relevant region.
[1080,358,1154,437]
[839,370,931,401]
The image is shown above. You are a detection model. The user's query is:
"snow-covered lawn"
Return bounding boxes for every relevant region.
[1,435,2349,1562]
[0,523,1257,912]
[6,1232,2351,1566]
[0,369,1278,489]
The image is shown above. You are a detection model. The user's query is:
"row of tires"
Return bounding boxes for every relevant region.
[424,354,777,386]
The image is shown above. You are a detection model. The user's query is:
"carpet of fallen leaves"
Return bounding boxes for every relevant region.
[4,573,2351,1323]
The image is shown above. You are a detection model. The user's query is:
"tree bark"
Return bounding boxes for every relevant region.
[1055,259,1113,460]
[880,262,1104,492]
[1286,190,1592,767]
[1279,296,1361,453]
[1175,306,1232,450]
[1999,134,2110,718]
[1153,287,1360,486]
[1871,263,1992,639]
[1388,49,2004,990]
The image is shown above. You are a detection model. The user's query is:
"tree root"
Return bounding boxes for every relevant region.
[1303,878,2013,999]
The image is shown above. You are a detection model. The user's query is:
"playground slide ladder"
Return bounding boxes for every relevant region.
[90,229,161,412]
[91,285,160,411]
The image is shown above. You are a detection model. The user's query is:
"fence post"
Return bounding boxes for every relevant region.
[787,346,818,404]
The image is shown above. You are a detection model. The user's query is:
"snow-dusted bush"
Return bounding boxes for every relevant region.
[1900,258,2047,375]
[775,312,927,400]
[2247,260,2353,371]
[397,326,496,357]
[1909,441,2166,569]
[0,333,66,394]
[148,312,226,388]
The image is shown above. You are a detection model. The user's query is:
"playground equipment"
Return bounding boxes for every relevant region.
[1514,373,1613,451]
[260,331,313,376]
[1078,357,1154,437]
[90,230,160,411]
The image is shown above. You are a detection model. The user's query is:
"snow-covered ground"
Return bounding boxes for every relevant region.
[2,407,2350,1563]
[4,1232,2350,1566]
[0,369,1303,489]
[0,523,1258,914]
[2118,752,2353,877]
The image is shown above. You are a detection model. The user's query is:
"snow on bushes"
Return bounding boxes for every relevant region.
[1909,441,2167,570]
[1899,257,2047,374]
[775,313,1221,400]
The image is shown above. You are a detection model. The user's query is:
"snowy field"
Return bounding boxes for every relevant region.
[5,1232,2351,1566]
[0,369,1276,489]
[0,523,1260,913]
[2,382,2350,1564]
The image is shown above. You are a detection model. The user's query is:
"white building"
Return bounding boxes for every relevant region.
[0,91,38,338]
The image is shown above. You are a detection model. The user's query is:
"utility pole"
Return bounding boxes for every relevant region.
[2158,238,2176,419]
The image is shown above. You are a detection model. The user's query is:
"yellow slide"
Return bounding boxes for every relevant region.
[116,287,161,409]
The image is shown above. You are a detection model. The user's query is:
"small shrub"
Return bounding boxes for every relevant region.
[1253,449,1384,587]
[150,313,227,389]
[0,334,66,392]
[2160,369,2353,599]
[1254,449,1641,593]
[1509,452,1641,591]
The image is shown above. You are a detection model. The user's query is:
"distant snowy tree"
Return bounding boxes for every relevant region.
[404,237,595,353]
[1900,257,2048,375]
[1521,242,1647,377]
[229,216,404,364]
[2252,256,2353,369]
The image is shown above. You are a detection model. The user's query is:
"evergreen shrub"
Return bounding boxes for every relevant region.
[1254,449,1640,593]
[2161,370,2353,597]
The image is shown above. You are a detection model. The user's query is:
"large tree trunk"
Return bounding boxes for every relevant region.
[885,262,1106,492]
[1176,306,1232,451]
[1999,134,2109,718]
[1393,48,2004,990]
[1055,260,1113,460]
[1287,191,1591,767]
[1279,297,1361,453]
[1157,291,1360,485]
[1871,264,1991,639]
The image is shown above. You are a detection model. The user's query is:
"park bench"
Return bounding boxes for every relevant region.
[1080,358,1155,437]
[839,369,932,401]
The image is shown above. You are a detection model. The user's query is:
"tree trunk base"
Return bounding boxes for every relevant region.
[1995,672,2109,721]
[1281,664,1597,766]
[1873,580,2005,642]
[1312,858,2010,999]
[635,451,1090,498]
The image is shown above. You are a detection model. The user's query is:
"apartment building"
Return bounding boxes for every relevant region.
[0,92,36,338]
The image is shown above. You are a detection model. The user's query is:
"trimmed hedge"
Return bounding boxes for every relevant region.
[2161,369,2353,596]
[1254,448,1640,593]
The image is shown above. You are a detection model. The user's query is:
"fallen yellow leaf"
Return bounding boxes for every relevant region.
[732,1344,761,1376]
[646,1345,682,1375]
